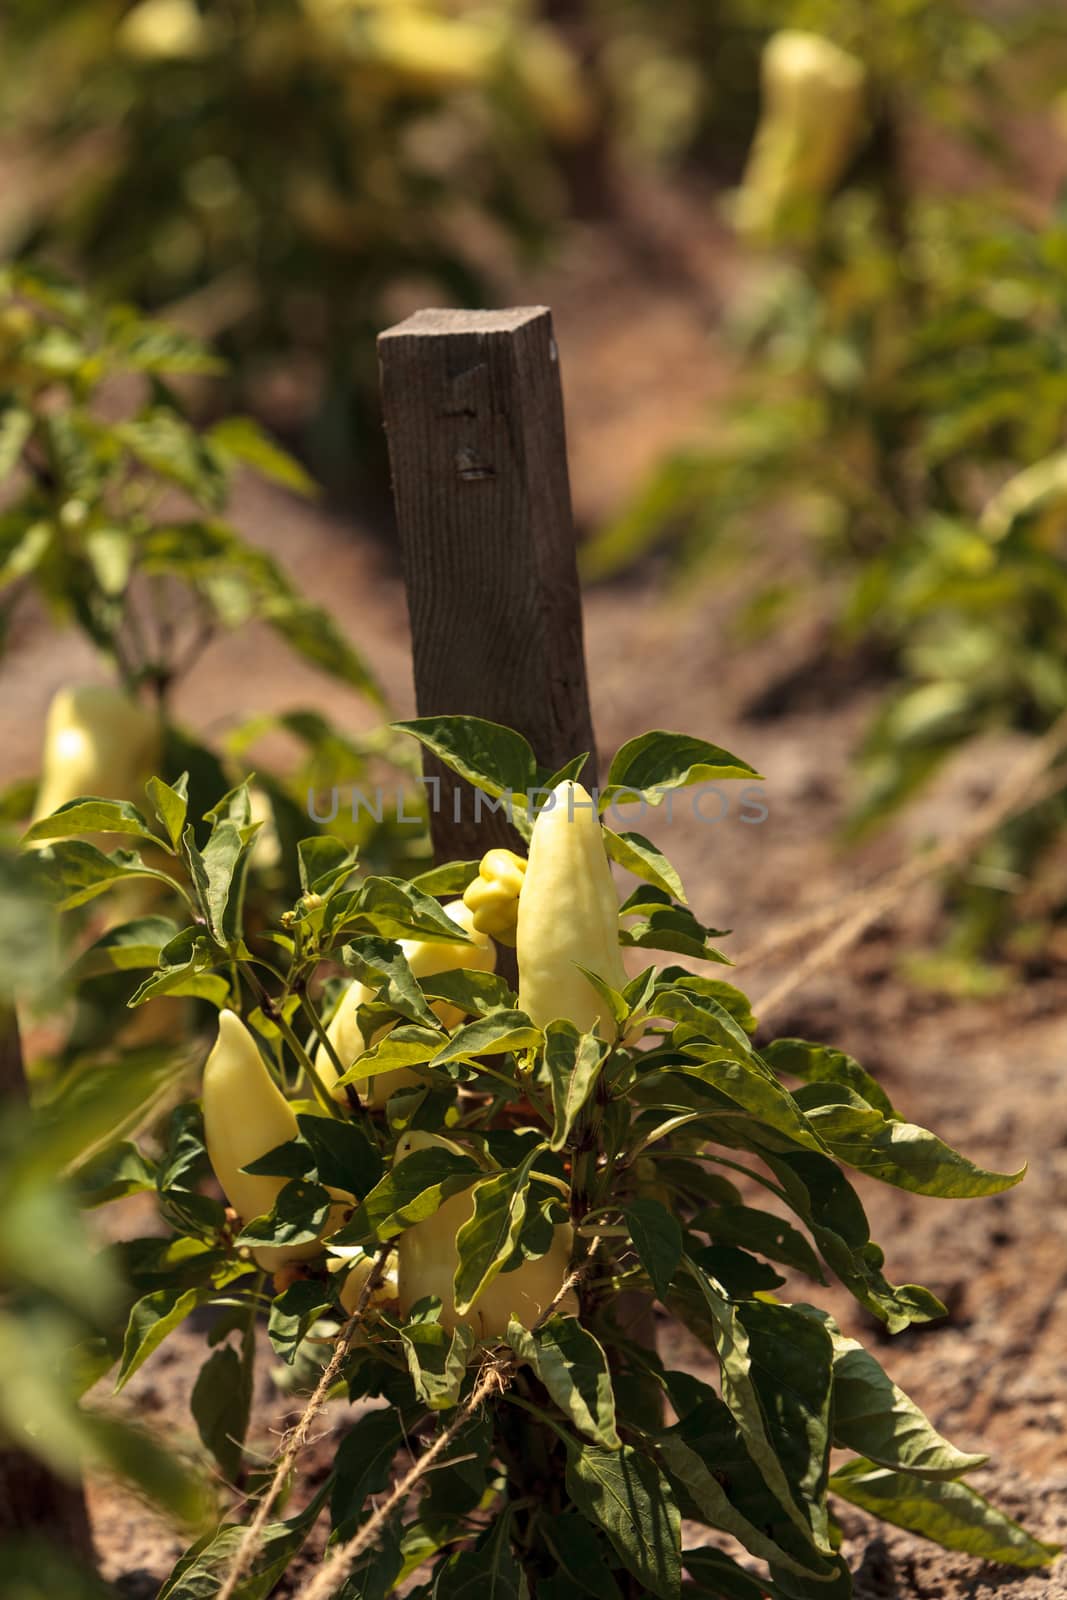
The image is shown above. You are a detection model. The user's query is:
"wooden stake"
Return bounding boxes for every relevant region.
[378,306,596,862]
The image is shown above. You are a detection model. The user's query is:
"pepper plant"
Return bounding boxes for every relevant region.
[20,714,1058,1595]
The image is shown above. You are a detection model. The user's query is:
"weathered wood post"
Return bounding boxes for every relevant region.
[0,1012,95,1563]
[378,306,597,860]
[379,313,658,1595]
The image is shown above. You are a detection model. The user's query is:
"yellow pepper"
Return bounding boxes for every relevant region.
[394,1132,577,1337]
[462,848,526,945]
[735,30,866,243]
[33,684,161,825]
[203,1009,350,1272]
[331,1248,400,1316]
[117,0,209,59]
[516,780,627,1037]
[314,899,496,1110]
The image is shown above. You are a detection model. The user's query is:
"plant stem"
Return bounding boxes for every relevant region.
[271,1012,347,1121]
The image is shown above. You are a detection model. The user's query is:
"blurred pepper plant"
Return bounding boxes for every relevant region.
[0,851,209,1587]
[0,0,590,473]
[0,263,429,1068]
[586,0,1067,981]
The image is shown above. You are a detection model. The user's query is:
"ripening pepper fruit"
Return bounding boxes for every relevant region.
[462,848,527,945]
[394,1132,578,1337]
[33,684,161,825]
[117,0,209,58]
[203,1009,350,1272]
[314,900,496,1110]
[735,30,866,243]
[331,1248,401,1316]
[516,780,627,1037]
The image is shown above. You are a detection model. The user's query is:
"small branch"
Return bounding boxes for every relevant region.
[270,1011,347,1122]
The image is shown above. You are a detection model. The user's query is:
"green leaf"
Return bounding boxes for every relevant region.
[764,1038,896,1119]
[116,1286,208,1391]
[602,731,759,809]
[208,416,318,496]
[683,1546,787,1598]
[338,1026,442,1087]
[235,1181,331,1250]
[508,1314,619,1448]
[692,1206,825,1283]
[147,774,189,852]
[603,828,687,903]
[295,1113,382,1197]
[401,1314,475,1411]
[268,1279,336,1363]
[342,936,440,1029]
[408,859,481,897]
[117,408,227,507]
[432,1011,542,1067]
[27,839,181,912]
[623,1197,683,1300]
[829,1460,1059,1569]
[658,1407,833,1581]
[453,1145,545,1314]
[759,1148,947,1335]
[539,1513,622,1599]
[566,1443,681,1600]
[77,1140,157,1207]
[342,876,479,943]
[297,834,359,896]
[735,1300,834,1548]
[392,716,537,799]
[543,1021,608,1150]
[22,797,159,846]
[184,820,245,946]
[434,1513,529,1598]
[265,596,384,705]
[340,1147,482,1243]
[190,1330,254,1482]
[73,915,180,979]
[640,1056,826,1158]
[128,927,226,1007]
[419,967,517,1019]
[661,972,757,1033]
[0,404,33,478]
[801,1310,987,1478]
[679,1258,827,1556]
[331,1409,408,1541]
[793,1084,1025,1197]
[619,903,731,963]
[158,1487,327,1599]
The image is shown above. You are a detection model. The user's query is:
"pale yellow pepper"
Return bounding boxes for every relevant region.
[736,30,866,242]
[516,780,627,1037]
[203,1009,350,1272]
[314,899,496,1110]
[33,684,161,825]
[394,1132,578,1337]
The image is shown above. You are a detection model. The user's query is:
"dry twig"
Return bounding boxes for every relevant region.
[214,1245,393,1600]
